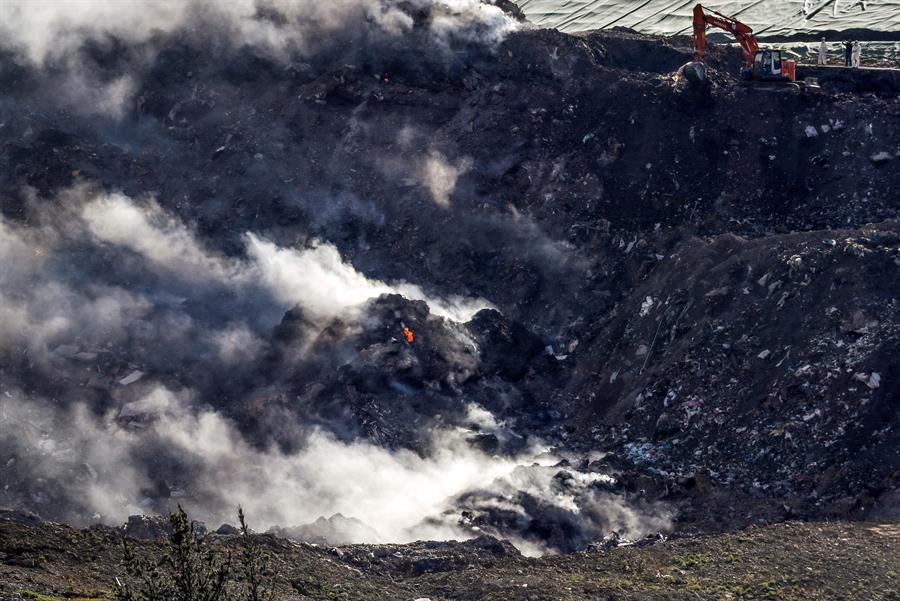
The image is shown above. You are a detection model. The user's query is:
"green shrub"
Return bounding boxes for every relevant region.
[115,506,270,601]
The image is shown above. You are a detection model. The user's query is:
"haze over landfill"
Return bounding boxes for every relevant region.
[0,0,898,599]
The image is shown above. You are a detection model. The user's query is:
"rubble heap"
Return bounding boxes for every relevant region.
[0,1,897,548]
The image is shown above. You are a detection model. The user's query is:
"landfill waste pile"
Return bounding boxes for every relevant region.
[0,0,898,572]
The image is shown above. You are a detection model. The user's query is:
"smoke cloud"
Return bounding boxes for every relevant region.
[68,189,488,321]
[0,0,671,555]
[418,149,474,208]
[0,187,629,553]
[0,389,519,538]
[0,0,521,118]
[247,234,491,322]
[1,388,668,552]
[1,0,519,64]
[0,163,663,554]
[0,186,490,371]
[0,187,502,534]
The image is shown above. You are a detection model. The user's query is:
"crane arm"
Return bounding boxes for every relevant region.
[693,4,759,69]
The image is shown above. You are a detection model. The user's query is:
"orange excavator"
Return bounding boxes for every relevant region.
[691,3,797,84]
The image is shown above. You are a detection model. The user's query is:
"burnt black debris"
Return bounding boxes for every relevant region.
[0,0,898,553]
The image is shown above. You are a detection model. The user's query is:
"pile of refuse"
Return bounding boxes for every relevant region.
[0,0,897,548]
[250,294,551,450]
[561,225,899,528]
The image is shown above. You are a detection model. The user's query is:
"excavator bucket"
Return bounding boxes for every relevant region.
[682,61,708,84]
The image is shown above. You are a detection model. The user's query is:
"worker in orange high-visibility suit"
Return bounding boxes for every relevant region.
[403,326,414,343]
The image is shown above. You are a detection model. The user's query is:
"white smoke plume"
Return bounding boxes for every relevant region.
[0,389,526,540]
[82,193,245,286]
[0,388,669,552]
[0,0,519,119]
[0,0,679,558]
[418,149,474,208]
[0,183,492,395]
[246,234,491,322]
[0,187,669,553]
[445,462,673,555]
[0,0,188,64]
[0,0,520,63]
[0,180,505,537]
[0,207,154,367]
[75,190,492,323]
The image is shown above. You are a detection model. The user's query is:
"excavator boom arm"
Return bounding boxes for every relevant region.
[693,4,759,69]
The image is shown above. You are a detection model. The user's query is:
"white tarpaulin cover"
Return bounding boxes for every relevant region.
[514,1,900,36]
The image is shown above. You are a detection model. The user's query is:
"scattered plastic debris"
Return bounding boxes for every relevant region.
[118,370,145,386]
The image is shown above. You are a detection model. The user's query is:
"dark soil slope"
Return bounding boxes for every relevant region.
[0,9,898,545]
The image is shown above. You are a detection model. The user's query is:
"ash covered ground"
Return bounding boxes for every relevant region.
[0,0,898,558]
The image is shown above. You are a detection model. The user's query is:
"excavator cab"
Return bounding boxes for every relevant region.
[752,49,796,82]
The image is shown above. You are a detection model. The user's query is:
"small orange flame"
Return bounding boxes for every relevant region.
[403,326,414,344]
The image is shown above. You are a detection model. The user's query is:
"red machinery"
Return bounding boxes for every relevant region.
[692,3,796,82]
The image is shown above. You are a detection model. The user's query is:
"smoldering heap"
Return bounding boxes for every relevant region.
[1,0,898,554]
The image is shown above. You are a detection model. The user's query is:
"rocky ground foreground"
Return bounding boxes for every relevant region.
[2,515,900,600]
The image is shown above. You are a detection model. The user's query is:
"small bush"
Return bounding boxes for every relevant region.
[237,507,273,601]
[115,506,271,601]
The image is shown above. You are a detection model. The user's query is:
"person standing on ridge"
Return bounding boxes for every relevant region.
[844,40,853,66]
[852,40,862,68]
[818,38,827,65]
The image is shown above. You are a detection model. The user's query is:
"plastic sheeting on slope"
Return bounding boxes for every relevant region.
[514,0,900,37]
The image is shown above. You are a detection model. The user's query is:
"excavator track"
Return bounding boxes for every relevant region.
[738,80,802,94]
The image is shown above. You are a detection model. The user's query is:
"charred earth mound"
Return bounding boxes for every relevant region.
[0,0,898,555]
